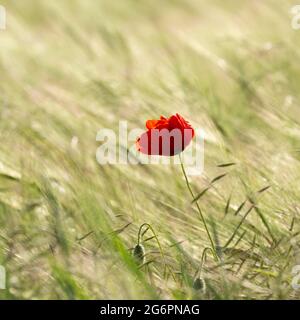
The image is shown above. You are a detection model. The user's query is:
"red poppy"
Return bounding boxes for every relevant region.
[136,113,195,156]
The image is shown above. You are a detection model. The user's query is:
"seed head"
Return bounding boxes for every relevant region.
[193,278,206,293]
[133,244,145,265]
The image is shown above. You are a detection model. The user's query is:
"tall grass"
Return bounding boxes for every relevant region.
[0,0,300,299]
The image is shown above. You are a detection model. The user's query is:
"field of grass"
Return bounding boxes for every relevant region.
[1,0,300,300]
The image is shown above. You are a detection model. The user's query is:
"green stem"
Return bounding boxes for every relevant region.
[179,155,218,261]
[194,247,213,279]
[137,223,176,282]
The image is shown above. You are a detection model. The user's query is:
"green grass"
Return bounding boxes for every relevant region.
[1,0,300,299]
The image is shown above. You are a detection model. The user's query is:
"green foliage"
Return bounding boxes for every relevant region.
[0,0,300,299]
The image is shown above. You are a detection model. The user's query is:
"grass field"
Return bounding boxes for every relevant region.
[1,0,300,299]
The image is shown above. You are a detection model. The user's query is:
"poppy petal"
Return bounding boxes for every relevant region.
[146,120,160,129]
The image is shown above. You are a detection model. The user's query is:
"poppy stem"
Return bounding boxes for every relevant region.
[179,155,218,262]
[137,223,177,282]
[193,247,212,279]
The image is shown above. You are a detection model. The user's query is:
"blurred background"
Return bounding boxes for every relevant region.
[0,0,300,299]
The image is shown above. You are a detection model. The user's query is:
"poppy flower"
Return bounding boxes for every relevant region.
[136,113,195,156]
